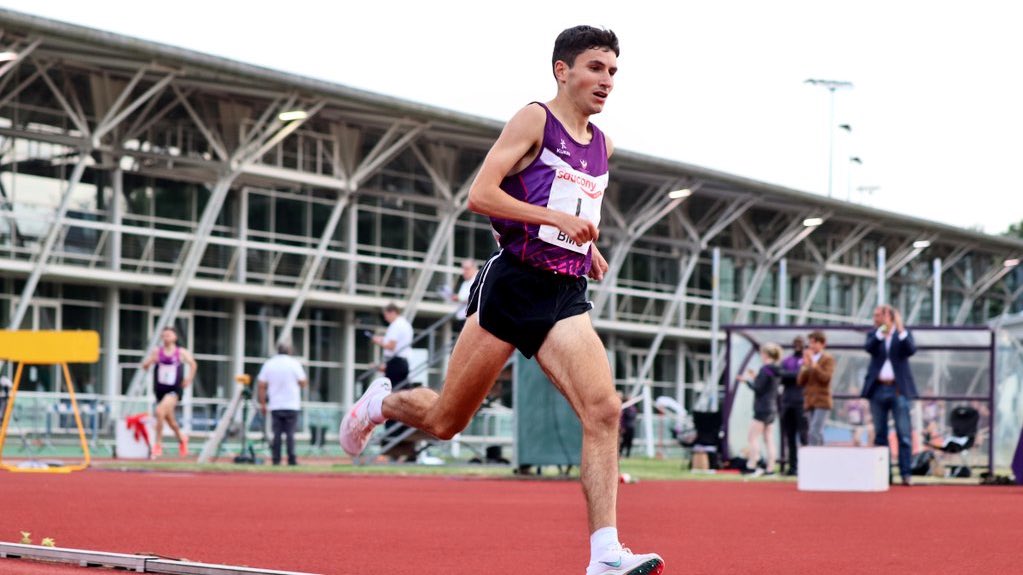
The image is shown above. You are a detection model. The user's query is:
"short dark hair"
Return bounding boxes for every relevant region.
[808,330,827,344]
[383,303,400,315]
[552,26,619,75]
[162,326,176,334]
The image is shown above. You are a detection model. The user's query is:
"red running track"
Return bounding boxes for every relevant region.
[0,470,1021,574]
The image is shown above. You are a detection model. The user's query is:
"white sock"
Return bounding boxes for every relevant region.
[590,527,620,562]
[367,392,388,424]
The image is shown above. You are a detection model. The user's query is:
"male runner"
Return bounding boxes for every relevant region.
[341,25,663,575]
[141,326,196,457]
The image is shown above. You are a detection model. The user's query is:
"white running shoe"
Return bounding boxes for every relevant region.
[339,377,392,456]
[586,543,664,575]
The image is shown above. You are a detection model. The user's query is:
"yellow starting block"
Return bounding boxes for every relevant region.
[0,330,100,473]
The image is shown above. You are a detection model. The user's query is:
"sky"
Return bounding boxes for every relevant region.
[1,0,1020,234]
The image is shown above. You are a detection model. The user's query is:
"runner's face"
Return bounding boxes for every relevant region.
[560,48,617,115]
[162,329,177,346]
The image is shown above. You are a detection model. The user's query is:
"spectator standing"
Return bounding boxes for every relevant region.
[737,342,782,476]
[373,303,414,386]
[618,391,637,458]
[257,342,308,466]
[862,305,918,485]
[453,259,479,329]
[778,336,807,475]
[798,330,835,446]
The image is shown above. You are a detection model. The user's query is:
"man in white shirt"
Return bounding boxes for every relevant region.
[257,342,308,466]
[861,304,918,485]
[372,303,414,386]
[454,259,479,327]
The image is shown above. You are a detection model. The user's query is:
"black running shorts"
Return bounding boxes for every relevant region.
[465,251,592,358]
[154,383,181,404]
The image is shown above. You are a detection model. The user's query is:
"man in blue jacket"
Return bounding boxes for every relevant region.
[861,304,917,485]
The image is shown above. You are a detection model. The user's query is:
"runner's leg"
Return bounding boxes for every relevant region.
[381,319,514,439]
[534,313,620,533]
[161,394,184,442]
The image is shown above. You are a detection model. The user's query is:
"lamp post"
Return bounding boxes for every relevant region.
[856,184,880,204]
[847,156,862,201]
[805,79,853,197]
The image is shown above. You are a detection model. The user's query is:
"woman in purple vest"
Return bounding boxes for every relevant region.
[141,326,196,458]
[340,25,662,575]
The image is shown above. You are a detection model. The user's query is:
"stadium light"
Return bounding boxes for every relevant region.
[277,110,308,122]
[805,78,853,198]
[913,240,931,249]
[667,188,692,199]
[1005,258,1021,268]
[803,217,824,227]
[0,51,18,62]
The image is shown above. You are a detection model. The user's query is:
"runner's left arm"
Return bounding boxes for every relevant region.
[181,348,197,387]
[586,136,616,280]
[589,245,608,280]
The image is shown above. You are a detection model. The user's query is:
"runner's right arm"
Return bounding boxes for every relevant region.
[468,104,598,245]
[141,348,157,369]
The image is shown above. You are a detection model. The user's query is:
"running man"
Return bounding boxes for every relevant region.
[341,26,663,575]
[141,326,196,457]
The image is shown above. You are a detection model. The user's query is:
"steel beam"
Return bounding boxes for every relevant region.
[93,72,177,144]
[121,172,238,400]
[402,161,481,322]
[35,58,91,137]
[172,85,228,161]
[0,37,40,82]
[592,182,690,316]
[122,101,324,402]
[7,150,91,330]
[954,260,1017,325]
[276,191,352,347]
[734,215,822,324]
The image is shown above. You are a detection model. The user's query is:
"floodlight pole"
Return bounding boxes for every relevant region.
[933,258,942,325]
[877,246,887,307]
[778,258,788,325]
[805,79,853,198]
[710,248,721,411]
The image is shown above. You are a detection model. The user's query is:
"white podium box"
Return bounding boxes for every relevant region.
[115,417,153,459]
[797,446,889,492]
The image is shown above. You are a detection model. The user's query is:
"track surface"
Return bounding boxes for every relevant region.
[1,470,1021,574]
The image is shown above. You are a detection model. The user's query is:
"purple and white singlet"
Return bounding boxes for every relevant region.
[491,102,609,277]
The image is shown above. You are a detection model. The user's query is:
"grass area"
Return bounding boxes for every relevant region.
[5,442,1010,485]
[94,459,517,477]
[89,455,772,482]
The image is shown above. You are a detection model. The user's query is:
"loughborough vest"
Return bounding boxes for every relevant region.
[491,102,608,276]
[154,346,183,387]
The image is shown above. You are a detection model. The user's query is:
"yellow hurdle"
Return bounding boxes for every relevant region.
[0,330,100,473]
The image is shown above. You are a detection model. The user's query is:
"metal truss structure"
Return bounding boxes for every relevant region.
[1,11,1021,443]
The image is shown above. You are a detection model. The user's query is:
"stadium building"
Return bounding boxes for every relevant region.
[1,10,1021,462]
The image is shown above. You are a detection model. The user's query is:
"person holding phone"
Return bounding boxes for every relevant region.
[861,304,918,485]
[372,303,413,386]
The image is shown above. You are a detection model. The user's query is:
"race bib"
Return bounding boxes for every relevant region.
[537,154,607,254]
[157,363,178,385]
